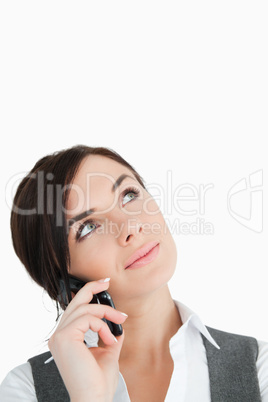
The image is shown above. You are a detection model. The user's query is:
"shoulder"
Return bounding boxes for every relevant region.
[0,351,60,402]
[205,325,267,364]
[0,361,37,401]
[206,325,268,355]
[256,339,268,401]
[257,338,268,366]
[205,326,268,402]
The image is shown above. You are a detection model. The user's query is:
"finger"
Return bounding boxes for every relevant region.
[59,303,128,331]
[64,279,111,314]
[52,313,119,347]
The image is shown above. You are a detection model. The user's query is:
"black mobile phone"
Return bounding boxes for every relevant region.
[58,275,123,337]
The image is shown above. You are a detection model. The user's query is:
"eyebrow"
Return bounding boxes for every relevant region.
[67,174,135,228]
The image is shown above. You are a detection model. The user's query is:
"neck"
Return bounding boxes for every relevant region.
[117,285,182,365]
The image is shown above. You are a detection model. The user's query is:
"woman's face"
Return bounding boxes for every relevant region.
[66,155,177,303]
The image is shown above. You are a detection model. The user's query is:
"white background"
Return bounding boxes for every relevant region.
[0,1,267,384]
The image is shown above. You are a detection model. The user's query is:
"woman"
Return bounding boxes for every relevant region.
[1,145,267,401]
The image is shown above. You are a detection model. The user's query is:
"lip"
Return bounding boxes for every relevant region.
[124,241,160,269]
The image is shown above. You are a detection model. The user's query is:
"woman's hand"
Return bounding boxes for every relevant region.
[48,279,127,402]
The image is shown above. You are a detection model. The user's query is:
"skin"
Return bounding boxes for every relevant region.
[49,155,182,402]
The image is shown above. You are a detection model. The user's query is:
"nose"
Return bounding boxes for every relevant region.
[116,218,143,246]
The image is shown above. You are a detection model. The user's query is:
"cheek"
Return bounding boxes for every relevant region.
[68,239,114,280]
[142,194,160,216]
[142,198,177,264]
[141,198,168,238]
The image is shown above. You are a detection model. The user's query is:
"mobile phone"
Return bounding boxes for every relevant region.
[58,275,123,337]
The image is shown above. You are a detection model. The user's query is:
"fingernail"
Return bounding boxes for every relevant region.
[120,312,128,317]
[98,278,110,283]
[113,336,118,343]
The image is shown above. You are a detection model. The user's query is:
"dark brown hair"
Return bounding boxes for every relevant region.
[10,145,146,315]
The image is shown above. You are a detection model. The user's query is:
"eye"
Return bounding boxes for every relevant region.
[77,221,98,241]
[122,187,140,206]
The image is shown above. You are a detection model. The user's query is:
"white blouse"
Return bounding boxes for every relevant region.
[1,300,268,401]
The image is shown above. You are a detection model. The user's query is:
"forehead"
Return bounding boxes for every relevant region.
[72,154,134,187]
[66,155,136,217]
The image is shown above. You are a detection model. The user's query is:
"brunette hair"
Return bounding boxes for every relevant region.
[10,145,146,314]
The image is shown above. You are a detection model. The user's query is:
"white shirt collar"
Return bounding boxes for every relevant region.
[172,300,220,350]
